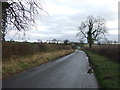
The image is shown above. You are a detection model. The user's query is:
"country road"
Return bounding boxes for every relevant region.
[3,50,98,88]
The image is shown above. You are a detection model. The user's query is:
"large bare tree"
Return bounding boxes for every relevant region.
[77,16,107,48]
[1,0,46,41]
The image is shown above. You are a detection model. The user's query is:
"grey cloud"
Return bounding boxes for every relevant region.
[6,0,118,42]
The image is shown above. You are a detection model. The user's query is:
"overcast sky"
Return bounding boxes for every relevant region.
[6,0,119,42]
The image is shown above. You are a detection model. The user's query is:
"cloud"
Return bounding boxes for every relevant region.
[6,0,119,42]
[108,30,118,35]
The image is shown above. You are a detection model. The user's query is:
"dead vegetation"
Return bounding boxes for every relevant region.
[83,44,119,63]
[2,41,74,79]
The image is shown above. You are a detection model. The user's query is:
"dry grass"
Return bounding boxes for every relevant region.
[2,49,74,79]
[83,44,119,63]
[2,41,72,59]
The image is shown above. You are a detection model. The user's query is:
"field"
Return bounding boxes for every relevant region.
[2,41,74,79]
[83,44,119,88]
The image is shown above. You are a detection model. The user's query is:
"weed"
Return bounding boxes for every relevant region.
[2,50,74,79]
[85,50,119,88]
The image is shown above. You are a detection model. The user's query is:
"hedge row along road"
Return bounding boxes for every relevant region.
[3,50,98,88]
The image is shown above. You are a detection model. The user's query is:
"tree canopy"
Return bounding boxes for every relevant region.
[1,0,46,41]
[77,16,107,48]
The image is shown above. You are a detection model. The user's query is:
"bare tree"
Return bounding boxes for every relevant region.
[38,39,42,43]
[1,0,47,41]
[77,16,107,48]
[64,40,69,45]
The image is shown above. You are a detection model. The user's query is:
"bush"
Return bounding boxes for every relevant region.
[83,44,119,63]
[2,41,72,60]
[2,42,37,59]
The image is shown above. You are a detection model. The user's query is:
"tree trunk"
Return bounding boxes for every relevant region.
[2,20,7,41]
[87,31,92,49]
[2,32,5,41]
[89,40,92,49]
[2,2,8,41]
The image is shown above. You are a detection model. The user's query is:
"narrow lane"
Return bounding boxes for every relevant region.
[3,50,98,88]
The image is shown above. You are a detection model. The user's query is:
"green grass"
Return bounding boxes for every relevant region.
[85,50,119,88]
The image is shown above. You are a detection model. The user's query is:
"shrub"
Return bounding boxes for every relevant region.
[83,44,119,63]
[2,42,37,59]
[2,41,72,60]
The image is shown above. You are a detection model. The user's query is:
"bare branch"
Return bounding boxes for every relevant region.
[77,16,107,48]
[1,0,47,41]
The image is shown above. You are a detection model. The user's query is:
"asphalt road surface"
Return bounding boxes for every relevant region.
[3,50,98,88]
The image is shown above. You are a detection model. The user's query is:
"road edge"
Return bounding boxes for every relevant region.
[83,50,100,88]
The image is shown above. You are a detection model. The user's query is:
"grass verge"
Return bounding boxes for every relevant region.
[3,49,74,79]
[85,50,119,88]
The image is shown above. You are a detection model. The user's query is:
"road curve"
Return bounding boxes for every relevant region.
[3,50,98,88]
